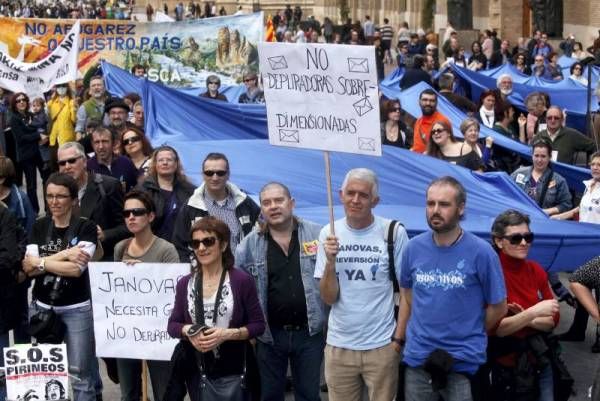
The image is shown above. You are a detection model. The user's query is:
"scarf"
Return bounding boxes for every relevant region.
[479,107,495,128]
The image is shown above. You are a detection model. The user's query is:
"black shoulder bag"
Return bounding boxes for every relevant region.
[193,269,248,401]
[29,216,82,344]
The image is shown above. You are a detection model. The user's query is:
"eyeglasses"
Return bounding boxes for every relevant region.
[122,208,148,218]
[191,237,217,249]
[122,136,141,146]
[15,98,27,103]
[574,66,582,70]
[46,194,70,202]
[546,116,561,121]
[57,156,82,166]
[203,170,227,177]
[502,232,534,245]
[392,108,401,112]
[535,59,544,62]
[430,128,446,135]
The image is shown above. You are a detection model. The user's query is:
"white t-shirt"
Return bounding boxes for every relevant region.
[579,179,600,224]
[314,216,408,350]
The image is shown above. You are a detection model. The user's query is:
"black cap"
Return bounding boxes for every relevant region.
[104,98,130,113]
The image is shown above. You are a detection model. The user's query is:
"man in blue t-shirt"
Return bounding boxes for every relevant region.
[398,176,507,401]
[315,168,408,401]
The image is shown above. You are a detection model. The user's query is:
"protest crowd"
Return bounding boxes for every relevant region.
[1,4,600,401]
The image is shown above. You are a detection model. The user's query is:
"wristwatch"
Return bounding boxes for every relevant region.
[37,258,46,272]
[391,336,405,346]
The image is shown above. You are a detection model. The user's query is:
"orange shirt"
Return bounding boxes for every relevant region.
[411,112,451,153]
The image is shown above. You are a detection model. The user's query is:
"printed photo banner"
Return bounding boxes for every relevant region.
[0,13,264,87]
[258,42,382,156]
[4,343,69,401]
[0,20,79,95]
[88,262,189,361]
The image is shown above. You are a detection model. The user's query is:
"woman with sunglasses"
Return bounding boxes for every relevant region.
[119,126,153,177]
[512,52,532,75]
[114,190,179,401]
[380,99,412,149]
[425,120,483,171]
[568,62,588,86]
[137,146,195,242]
[510,139,572,216]
[165,216,264,401]
[488,209,560,401]
[200,75,228,102]
[9,92,47,213]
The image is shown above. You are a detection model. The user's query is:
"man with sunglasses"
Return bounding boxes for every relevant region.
[238,72,265,104]
[236,182,324,401]
[200,75,228,102]
[57,141,128,262]
[533,106,596,165]
[398,177,506,401]
[173,152,259,262]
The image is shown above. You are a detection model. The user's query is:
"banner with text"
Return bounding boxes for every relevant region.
[0,14,263,87]
[0,20,79,95]
[4,343,68,401]
[89,262,189,360]
[258,42,381,156]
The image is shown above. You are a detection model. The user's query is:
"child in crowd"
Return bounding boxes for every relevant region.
[30,97,50,172]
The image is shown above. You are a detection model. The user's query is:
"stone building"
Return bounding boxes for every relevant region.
[150,0,599,47]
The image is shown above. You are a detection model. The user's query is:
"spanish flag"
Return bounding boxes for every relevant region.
[265,15,276,42]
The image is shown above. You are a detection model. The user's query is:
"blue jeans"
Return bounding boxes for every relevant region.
[116,358,172,401]
[256,327,324,401]
[405,366,472,401]
[30,302,101,401]
[538,364,554,401]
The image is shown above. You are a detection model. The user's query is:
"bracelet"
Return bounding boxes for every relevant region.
[391,336,405,346]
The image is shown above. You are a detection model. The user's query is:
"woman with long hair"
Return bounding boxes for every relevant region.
[9,92,46,213]
[477,89,498,129]
[119,126,153,176]
[380,99,412,149]
[137,145,195,241]
[426,120,483,171]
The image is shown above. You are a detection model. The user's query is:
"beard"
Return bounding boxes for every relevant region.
[500,88,512,96]
[427,210,461,233]
[421,105,435,116]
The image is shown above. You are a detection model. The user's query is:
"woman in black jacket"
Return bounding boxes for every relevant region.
[137,145,195,241]
[9,93,47,213]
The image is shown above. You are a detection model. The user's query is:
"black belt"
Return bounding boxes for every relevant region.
[277,324,307,331]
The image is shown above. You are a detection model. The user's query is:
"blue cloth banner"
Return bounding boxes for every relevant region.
[103,61,600,271]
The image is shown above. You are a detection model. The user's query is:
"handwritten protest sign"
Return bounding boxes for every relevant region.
[258,42,381,156]
[4,343,68,401]
[0,20,79,95]
[88,262,189,360]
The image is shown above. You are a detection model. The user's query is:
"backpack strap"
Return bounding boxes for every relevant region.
[536,171,554,208]
[94,173,106,198]
[387,220,403,292]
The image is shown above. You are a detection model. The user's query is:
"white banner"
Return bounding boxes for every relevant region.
[88,262,189,360]
[0,20,79,95]
[258,42,382,156]
[4,343,69,401]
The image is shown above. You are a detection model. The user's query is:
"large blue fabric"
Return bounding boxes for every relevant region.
[102,61,600,271]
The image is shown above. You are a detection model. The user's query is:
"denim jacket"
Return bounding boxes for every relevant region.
[235,218,324,344]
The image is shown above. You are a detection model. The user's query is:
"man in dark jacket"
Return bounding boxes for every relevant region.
[399,54,433,90]
[173,152,260,262]
[58,141,129,261]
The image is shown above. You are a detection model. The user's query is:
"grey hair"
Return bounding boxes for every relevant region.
[341,168,379,198]
[58,141,86,158]
[496,73,513,87]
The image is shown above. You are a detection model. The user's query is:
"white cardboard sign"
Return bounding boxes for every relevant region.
[258,42,382,156]
[88,262,189,361]
[4,343,69,401]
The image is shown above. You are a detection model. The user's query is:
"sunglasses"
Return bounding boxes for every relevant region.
[203,170,227,177]
[430,128,446,135]
[122,208,148,218]
[191,237,217,249]
[546,116,561,121]
[57,156,82,166]
[392,108,401,112]
[16,98,27,103]
[207,81,219,85]
[243,79,254,82]
[122,136,141,146]
[502,232,534,245]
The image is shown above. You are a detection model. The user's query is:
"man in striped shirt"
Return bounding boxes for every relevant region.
[379,18,395,64]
